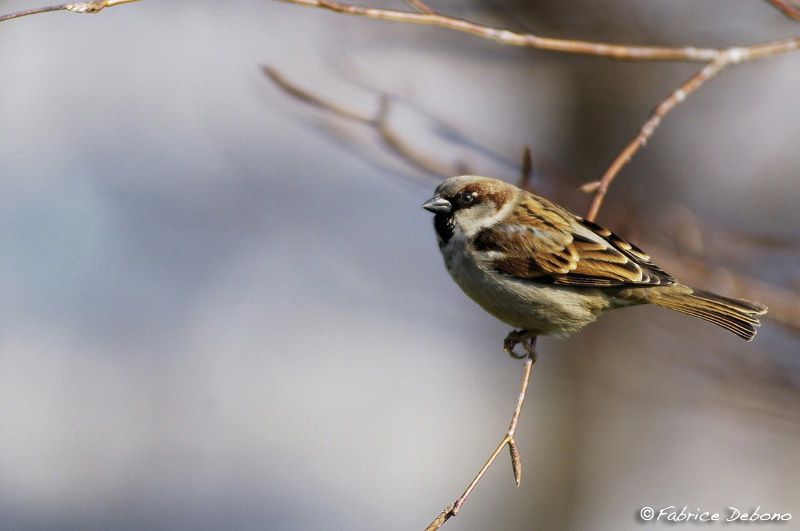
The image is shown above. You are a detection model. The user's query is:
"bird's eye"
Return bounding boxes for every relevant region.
[458,193,476,207]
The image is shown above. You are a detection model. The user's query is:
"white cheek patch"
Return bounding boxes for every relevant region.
[453,208,490,237]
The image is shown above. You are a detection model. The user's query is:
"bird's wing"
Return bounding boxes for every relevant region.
[472,193,674,287]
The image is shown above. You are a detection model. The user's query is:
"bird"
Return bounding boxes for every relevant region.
[421,175,767,355]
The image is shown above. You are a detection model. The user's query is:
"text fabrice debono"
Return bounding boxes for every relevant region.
[639,505,792,523]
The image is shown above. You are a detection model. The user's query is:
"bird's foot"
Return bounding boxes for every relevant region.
[503,330,538,360]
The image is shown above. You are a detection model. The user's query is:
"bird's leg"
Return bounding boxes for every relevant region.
[503,329,537,359]
[426,336,538,530]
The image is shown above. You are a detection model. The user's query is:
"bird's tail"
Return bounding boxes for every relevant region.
[648,287,767,341]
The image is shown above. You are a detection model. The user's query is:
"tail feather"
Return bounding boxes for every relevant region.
[650,287,767,341]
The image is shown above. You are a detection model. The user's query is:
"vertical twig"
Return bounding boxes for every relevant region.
[426,341,536,531]
[518,145,533,190]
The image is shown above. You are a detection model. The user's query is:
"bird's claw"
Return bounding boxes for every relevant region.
[503,330,537,360]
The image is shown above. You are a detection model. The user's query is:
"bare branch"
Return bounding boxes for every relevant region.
[582,53,731,221]
[280,0,800,62]
[767,0,800,20]
[0,0,139,23]
[0,5,64,22]
[263,65,464,177]
[582,32,800,221]
[273,1,800,223]
[264,66,370,122]
[518,146,532,190]
[426,340,536,531]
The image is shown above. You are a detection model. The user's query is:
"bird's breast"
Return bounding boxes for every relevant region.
[439,235,612,335]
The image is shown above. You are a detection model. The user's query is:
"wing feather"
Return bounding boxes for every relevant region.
[472,192,674,287]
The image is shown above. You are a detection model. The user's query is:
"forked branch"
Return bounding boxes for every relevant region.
[275,0,800,221]
[426,336,537,531]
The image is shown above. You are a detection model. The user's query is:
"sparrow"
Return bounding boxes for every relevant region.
[422,176,767,351]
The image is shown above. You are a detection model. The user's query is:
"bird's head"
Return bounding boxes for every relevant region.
[422,176,518,243]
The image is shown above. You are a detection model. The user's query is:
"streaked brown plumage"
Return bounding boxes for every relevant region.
[422,176,767,341]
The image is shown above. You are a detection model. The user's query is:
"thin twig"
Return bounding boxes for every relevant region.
[263,65,369,122]
[581,53,731,221]
[426,345,536,531]
[263,65,462,177]
[0,4,64,22]
[373,95,456,177]
[0,0,139,23]
[406,0,435,15]
[767,0,800,20]
[280,0,800,62]
[518,145,532,190]
[582,39,798,221]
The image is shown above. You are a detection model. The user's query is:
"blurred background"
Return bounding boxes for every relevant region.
[1,1,799,529]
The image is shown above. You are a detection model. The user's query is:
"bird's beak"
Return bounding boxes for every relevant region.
[421,195,452,214]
